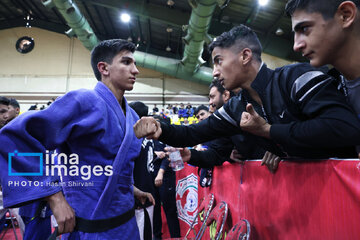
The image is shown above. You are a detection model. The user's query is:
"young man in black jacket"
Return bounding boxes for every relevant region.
[134,25,360,160]
[285,0,360,156]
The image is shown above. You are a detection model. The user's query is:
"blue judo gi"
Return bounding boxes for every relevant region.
[0,81,142,239]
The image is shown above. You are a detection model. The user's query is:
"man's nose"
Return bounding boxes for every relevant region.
[212,67,220,78]
[293,34,305,52]
[132,65,139,75]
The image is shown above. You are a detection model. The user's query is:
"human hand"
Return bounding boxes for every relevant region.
[154,169,164,187]
[165,147,191,163]
[194,144,207,151]
[240,104,271,138]
[134,186,155,205]
[133,117,162,139]
[45,191,75,235]
[155,151,166,159]
[230,149,244,163]
[261,151,281,173]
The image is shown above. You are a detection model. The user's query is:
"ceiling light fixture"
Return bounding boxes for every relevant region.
[167,0,175,6]
[275,28,284,36]
[120,13,131,23]
[24,14,33,28]
[258,0,269,7]
[166,46,171,52]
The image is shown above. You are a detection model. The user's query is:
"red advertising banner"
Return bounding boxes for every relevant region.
[166,159,360,240]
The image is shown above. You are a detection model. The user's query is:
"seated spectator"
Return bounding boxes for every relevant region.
[182,118,190,126]
[178,103,187,118]
[172,104,178,114]
[28,103,38,111]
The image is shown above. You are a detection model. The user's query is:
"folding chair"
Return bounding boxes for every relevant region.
[226,219,251,240]
[205,201,228,240]
[165,193,215,240]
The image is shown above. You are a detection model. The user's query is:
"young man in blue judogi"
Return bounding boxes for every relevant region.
[0,39,152,239]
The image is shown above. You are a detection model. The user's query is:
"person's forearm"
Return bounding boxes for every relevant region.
[157,168,165,175]
[270,114,360,148]
[159,115,240,147]
[188,148,226,168]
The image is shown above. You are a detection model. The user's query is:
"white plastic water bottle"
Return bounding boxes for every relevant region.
[169,150,184,171]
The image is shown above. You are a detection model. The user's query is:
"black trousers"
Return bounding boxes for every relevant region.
[153,171,181,239]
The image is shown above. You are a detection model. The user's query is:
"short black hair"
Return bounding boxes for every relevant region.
[0,96,10,106]
[91,39,136,81]
[209,79,226,95]
[129,101,148,118]
[9,98,20,109]
[209,24,262,62]
[194,105,209,116]
[209,79,236,98]
[285,0,360,19]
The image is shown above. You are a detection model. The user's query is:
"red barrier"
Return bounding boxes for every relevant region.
[171,159,360,240]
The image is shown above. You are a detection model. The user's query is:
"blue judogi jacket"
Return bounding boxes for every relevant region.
[0,81,142,239]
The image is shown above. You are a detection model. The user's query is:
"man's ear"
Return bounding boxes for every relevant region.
[223,90,231,102]
[240,48,252,65]
[337,1,357,28]
[97,62,109,76]
[15,107,20,115]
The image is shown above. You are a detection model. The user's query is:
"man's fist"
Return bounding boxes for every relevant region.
[46,191,75,235]
[133,117,162,139]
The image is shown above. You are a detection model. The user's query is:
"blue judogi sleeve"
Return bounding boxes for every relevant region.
[0,89,100,208]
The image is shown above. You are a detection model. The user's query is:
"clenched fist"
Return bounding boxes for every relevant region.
[133,117,162,139]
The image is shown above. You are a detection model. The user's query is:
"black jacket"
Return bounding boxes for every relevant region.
[159,63,360,158]
[188,134,266,168]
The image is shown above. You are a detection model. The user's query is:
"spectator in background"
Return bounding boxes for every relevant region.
[193,105,214,187]
[172,104,178,114]
[182,118,190,126]
[186,103,194,117]
[186,106,194,117]
[47,97,56,107]
[178,103,186,118]
[151,115,180,240]
[130,101,156,240]
[209,80,233,112]
[28,103,38,111]
[166,104,174,115]
[152,104,159,113]
[194,105,211,122]
[7,98,20,122]
[0,96,10,129]
[0,97,26,237]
